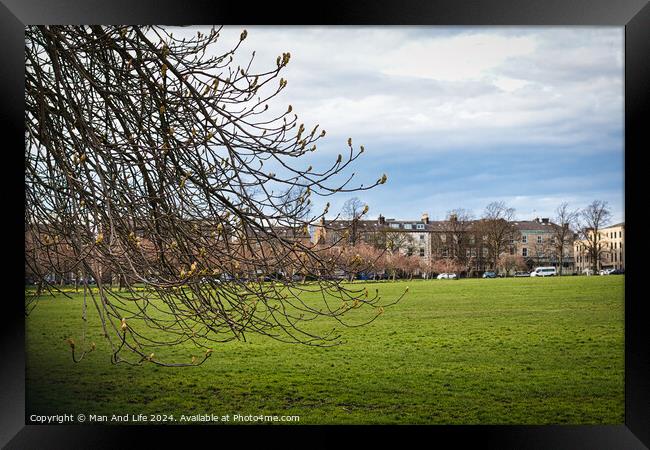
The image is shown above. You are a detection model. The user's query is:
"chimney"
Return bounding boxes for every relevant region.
[449,213,457,222]
[421,213,429,224]
[378,214,385,225]
[541,218,549,224]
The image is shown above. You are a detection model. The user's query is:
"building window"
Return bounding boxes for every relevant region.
[482,248,488,257]
[440,234,446,242]
[419,248,425,257]
[419,234,425,240]
[510,247,515,255]
[403,224,413,230]
[416,224,425,230]
[390,223,400,229]
[522,248,528,257]
[469,236,475,244]
[522,235,527,244]
[537,235,542,244]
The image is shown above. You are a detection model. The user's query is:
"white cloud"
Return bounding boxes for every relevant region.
[184,26,622,159]
[491,76,530,92]
[169,26,624,223]
[380,33,537,81]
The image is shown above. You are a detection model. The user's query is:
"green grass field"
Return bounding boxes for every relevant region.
[25,276,624,424]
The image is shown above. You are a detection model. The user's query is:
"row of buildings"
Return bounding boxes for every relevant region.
[574,222,625,273]
[26,213,625,285]
[311,213,625,276]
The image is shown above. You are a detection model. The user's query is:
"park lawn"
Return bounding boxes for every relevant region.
[25,276,624,425]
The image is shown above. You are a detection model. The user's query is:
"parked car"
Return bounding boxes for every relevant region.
[599,268,615,276]
[200,276,222,284]
[437,273,457,280]
[482,271,497,278]
[610,269,625,275]
[514,271,530,277]
[530,266,557,277]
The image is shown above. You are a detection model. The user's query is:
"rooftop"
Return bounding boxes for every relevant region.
[317,216,565,233]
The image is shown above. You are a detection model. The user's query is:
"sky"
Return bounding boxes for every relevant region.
[185,26,625,224]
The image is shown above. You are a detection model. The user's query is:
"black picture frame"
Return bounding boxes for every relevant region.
[2,1,648,448]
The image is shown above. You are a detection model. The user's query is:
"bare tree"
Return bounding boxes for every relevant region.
[25,26,400,366]
[367,232,417,280]
[338,243,382,281]
[384,231,415,256]
[477,202,518,274]
[384,252,408,281]
[419,258,434,279]
[397,254,416,280]
[577,200,612,274]
[277,183,312,238]
[340,197,367,246]
[552,202,579,275]
[442,209,474,275]
[497,254,527,277]
[431,258,464,277]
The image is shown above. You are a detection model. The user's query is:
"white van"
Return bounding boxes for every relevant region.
[530,266,557,277]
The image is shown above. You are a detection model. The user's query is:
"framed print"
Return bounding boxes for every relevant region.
[3,0,649,448]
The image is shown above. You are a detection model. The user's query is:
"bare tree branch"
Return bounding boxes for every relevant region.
[25,25,400,366]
